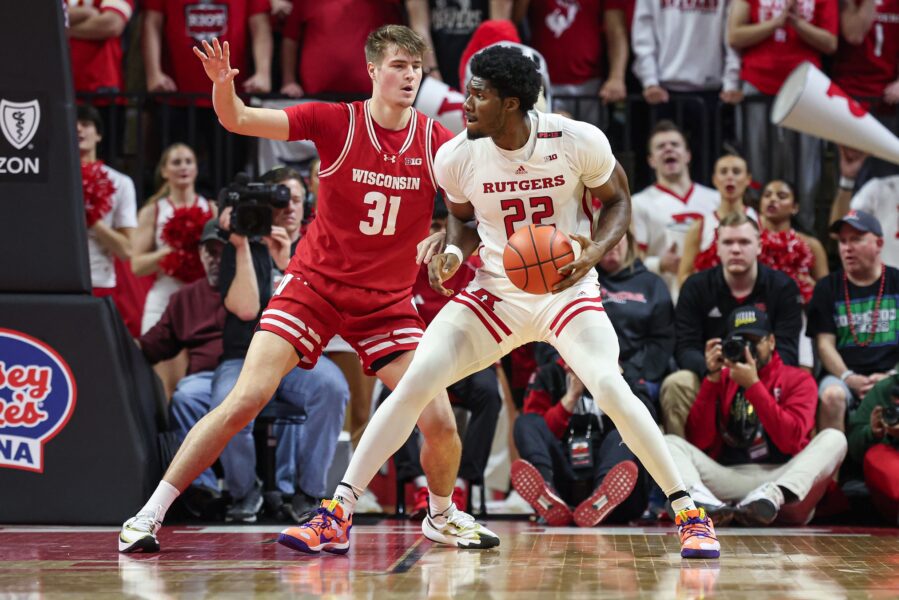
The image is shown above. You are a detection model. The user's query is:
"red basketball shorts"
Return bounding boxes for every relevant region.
[259,265,426,374]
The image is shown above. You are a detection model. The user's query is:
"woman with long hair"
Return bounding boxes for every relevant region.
[132,143,214,397]
[759,180,828,371]
[678,154,757,286]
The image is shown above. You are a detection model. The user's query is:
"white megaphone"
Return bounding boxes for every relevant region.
[771,62,899,165]
[414,77,466,134]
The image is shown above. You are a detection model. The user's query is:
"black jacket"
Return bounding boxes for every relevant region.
[675,263,803,375]
[597,259,675,383]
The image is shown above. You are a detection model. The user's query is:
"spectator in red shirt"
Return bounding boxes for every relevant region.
[728,0,838,230]
[280,1,403,98]
[515,0,629,123]
[67,0,134,93]
[832,0,899,107]
[665,306,847,526]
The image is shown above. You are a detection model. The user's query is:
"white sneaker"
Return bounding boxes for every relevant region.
[422,506,500,549]
[736,482,784,526]
[354,489,382,514]
[118,507,162,553]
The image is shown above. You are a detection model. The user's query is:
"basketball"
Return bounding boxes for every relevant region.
[503,224,575,294]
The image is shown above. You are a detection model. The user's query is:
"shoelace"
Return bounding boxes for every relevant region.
[677,512,717,540]
[447,509,477,529]
[305,506,345,528]
[131,510,160,533]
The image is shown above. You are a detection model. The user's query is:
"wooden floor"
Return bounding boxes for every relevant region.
[1,519,898,598]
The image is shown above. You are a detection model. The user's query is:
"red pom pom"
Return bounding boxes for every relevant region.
[81,161,115,227]
[693,230,721,273]
[159,205,213,283]
[161,205,212,251]
[159,248,207,283]
[760,229,815,303]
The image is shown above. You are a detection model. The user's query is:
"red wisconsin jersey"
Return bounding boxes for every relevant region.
[832,0,899,99]
[284,100,454,293]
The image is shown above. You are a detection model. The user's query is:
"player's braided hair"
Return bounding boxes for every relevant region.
[470,45,542,114]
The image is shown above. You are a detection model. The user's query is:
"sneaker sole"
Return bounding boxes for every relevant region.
[118,534,160,554]
[277,532,351,555]
[573,461,638,528]
[681,547,720,559]
[510,460,573,526]
[736,499,778,526]
[421,517,500,550]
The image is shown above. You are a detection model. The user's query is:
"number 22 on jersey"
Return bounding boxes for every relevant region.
[501,196,555,238]
[359,191,401,235]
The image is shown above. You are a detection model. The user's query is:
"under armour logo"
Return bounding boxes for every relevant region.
[515,165,527,175]
[383,154,396,163]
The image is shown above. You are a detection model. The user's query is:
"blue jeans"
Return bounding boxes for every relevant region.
[208,357,349,499]
[169,371,219,491]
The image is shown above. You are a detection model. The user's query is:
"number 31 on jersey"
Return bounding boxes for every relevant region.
[359,191,401,235]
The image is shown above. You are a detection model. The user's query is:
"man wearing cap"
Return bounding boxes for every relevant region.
[808,209,899,432]
[665,306,847,526]
[660,212,803,437]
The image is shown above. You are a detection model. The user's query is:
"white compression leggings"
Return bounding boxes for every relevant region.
[342,304,686,499]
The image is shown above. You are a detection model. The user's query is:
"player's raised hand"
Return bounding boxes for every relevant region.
[553,233,602,294]
[416,230,446,265]
[428,252,460,297]
[192,38,240,87]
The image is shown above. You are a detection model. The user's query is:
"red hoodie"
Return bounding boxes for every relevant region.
[685,352,817,462]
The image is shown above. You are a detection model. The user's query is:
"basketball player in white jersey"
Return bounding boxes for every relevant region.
[294,45,721,559]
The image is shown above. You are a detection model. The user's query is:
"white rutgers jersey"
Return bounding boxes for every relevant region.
[435,111,616,277]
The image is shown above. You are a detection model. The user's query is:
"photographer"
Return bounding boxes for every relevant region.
[665,306,847,526]
[511,353,650,528]
[209,173,348,523]
[661,212,802,437]
[846,375,899,523]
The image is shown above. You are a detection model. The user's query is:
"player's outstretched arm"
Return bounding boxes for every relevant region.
[554,162,631,293]
[193,38,289,140]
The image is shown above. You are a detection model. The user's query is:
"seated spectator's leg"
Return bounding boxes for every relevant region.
[659,370,700,437]
[768,429,848,525]
[665,434,758,506]
[863,444,899,523]
[818,376,852,433]
[209,358,260,510]
[447,367,503,486]
[513,413,578,499]
[590,429,649,524]
[169,371,218,491]
[276,355,350,500]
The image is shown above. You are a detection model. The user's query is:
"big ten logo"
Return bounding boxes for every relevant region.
[0,329,76,472]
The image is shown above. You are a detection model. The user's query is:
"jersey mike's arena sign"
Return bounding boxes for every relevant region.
[0,329,76,472]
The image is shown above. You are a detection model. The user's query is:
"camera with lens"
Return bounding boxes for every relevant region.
[722,334,757,364]
[884,385,899,427]
[218,173,290,238]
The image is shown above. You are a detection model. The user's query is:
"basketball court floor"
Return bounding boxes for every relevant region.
[1,519,897,598]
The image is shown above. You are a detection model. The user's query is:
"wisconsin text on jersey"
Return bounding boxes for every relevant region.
[350,168,421,190]
[482,175,566,194]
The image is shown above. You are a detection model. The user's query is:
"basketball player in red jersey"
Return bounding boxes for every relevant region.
[119,25,499,554]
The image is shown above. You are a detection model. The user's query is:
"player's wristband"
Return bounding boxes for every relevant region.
[839,176,856,191]
[444,244,464,264]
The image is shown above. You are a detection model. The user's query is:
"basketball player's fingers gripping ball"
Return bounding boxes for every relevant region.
[503,224,575,294]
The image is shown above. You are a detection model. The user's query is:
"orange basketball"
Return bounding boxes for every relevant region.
[503,224,575,294]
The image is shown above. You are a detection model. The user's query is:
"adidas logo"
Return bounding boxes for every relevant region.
[708,307,722,318]
[515,165,527,175]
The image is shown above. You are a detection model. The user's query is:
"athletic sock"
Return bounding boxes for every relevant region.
[429,490,453,524]
[331,481,363,516]
[138,480,179,523]
[669,490,697,515]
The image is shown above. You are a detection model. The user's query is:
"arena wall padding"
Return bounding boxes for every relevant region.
[0,2,91,293]
[0,295,164,524]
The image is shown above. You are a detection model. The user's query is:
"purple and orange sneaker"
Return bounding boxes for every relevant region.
[676,508,721,559]
[278,500,352,555]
